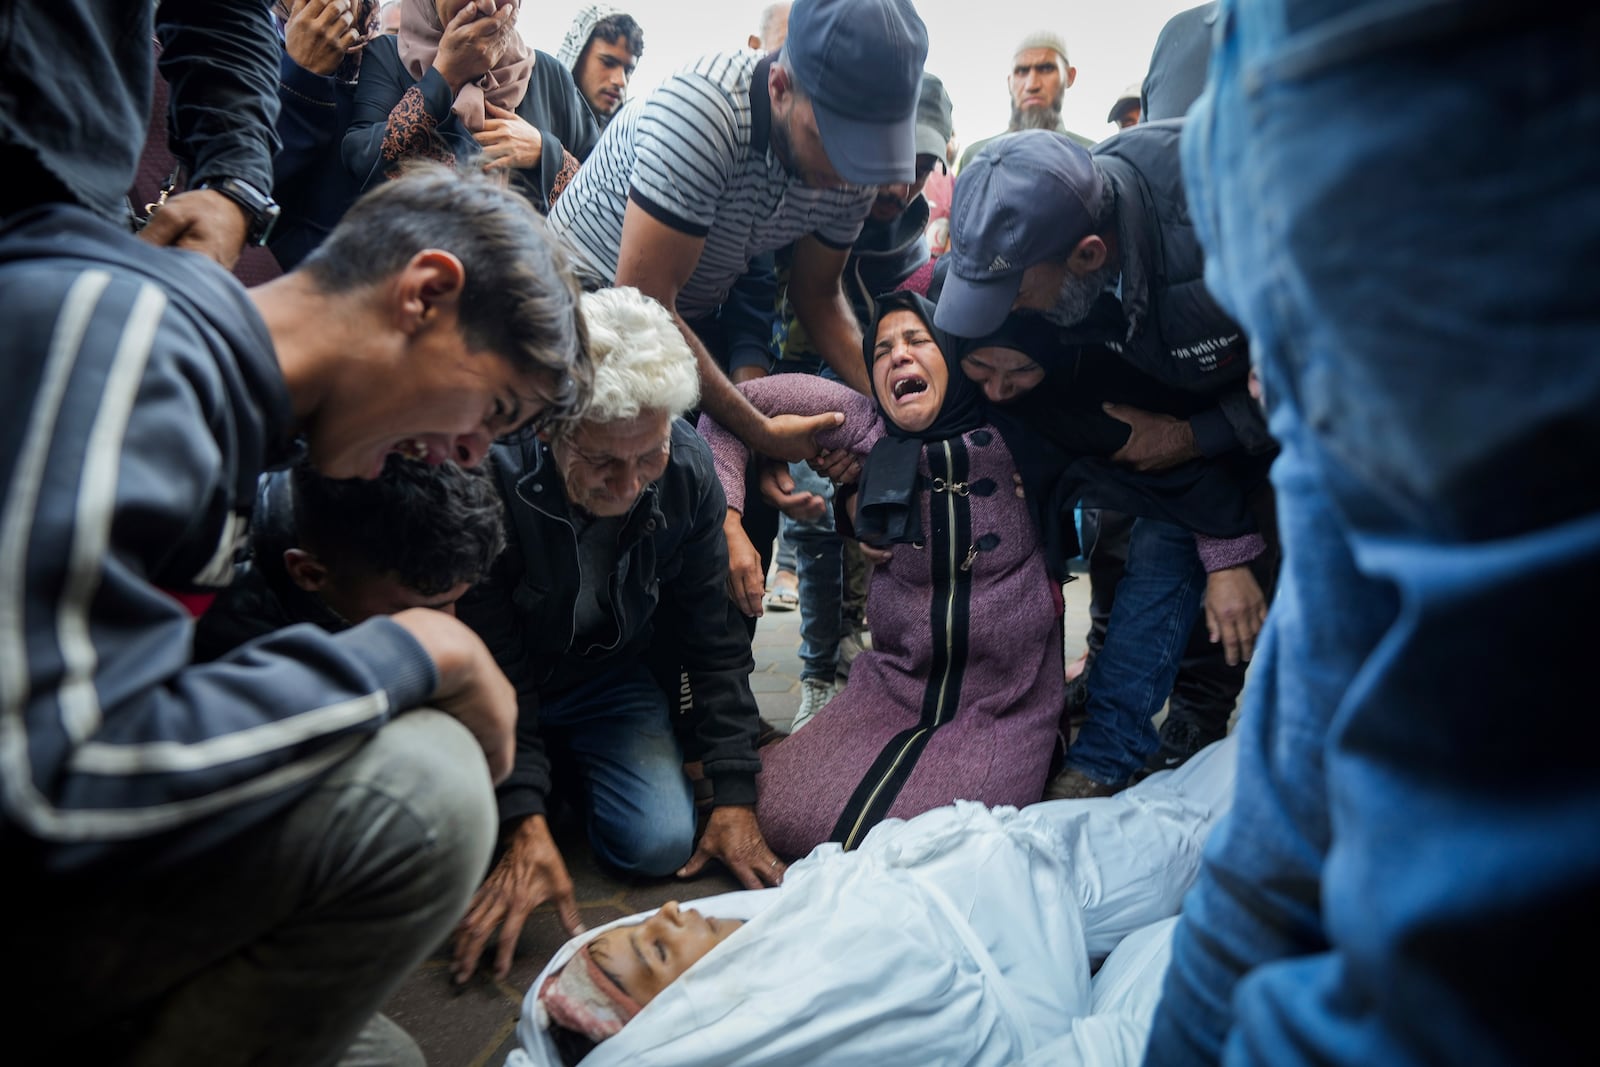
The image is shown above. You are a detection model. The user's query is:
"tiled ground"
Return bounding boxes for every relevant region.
[384,573,1096,1066]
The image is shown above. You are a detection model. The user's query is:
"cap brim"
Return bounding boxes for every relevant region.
[933,270,1022,338]
[811,100,917,186]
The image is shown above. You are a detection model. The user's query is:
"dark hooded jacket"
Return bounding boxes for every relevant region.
[1,205,436,879]
[779,197,933,371]
[1067,119,1269,454]
[844,197,933,328]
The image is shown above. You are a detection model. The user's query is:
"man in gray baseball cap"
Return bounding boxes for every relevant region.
[937,124,1252,403]
[933,123,1277,801]
[936,130,1106,342]
[783,0,929,185]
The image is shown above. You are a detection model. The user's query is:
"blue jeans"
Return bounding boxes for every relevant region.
[539,665,696,877]
[781,459,844,681]
[1065,516,1206,784]
[773,522,797,574]
[769,355,847,681]
[1146,5,1600,1065]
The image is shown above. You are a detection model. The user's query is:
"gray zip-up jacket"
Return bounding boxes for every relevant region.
[0,205,436,881]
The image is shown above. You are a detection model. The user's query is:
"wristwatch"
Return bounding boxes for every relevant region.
[198,176,281,247]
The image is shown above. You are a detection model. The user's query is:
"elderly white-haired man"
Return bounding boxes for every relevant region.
[452,287,783,985]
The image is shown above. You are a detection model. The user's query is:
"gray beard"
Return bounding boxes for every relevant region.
[1042,261,1118,328]
[1010,102,1064,133]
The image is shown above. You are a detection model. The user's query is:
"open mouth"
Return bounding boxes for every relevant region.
[391,437,442,464]
[891,376,928,401]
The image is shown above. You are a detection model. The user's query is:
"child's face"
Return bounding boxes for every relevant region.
[584,901,742,1006]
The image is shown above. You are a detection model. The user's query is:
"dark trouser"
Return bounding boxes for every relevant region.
[18,713,494,1067]
[1081,485,1282,755]
[841,537,869,630]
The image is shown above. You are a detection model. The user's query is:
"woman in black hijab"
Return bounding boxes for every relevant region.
[697,291,1066,859]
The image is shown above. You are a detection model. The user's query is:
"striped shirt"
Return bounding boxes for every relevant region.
[549,50,874,321]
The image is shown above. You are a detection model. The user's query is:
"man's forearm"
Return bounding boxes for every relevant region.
[675,313,774,450]
[794,289,870,395]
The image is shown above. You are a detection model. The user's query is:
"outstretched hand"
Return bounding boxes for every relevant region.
[451,815,584,985]
[678,805,786,890]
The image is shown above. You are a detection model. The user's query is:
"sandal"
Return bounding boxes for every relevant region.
[763,569,799,611]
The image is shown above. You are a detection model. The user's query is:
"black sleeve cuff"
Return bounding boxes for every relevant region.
[418,67,458,121]
[710,772,759,808]
[496,785,548,827]
[628,187,711,237]
[1190,407,1239,458]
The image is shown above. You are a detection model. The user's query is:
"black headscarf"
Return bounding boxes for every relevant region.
[853,291,986,546]
[961,312,1273,580]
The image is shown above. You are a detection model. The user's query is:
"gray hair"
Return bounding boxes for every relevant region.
[573,287,699,427]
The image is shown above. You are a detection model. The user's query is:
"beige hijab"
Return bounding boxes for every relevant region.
[397,0,534,131]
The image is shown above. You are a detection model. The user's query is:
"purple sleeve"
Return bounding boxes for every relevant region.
[1194,531,1267,573]
[695,376,883,513]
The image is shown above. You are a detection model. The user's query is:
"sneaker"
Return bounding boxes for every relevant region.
[1145,714,1227,773]
[1042,767,1125,801]
[790,677,837,733]
[837,628,872,679]
[763,569,799,612]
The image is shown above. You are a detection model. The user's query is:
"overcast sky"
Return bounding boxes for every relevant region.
[518,0,1206,155]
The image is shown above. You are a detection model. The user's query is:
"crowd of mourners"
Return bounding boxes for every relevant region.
[4,1,1594,1066]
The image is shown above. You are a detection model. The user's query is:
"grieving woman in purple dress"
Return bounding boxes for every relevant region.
[701,291,1066,857]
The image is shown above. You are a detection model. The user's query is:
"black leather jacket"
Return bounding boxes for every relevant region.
[2,0,279,220]
[459,420,763,827]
